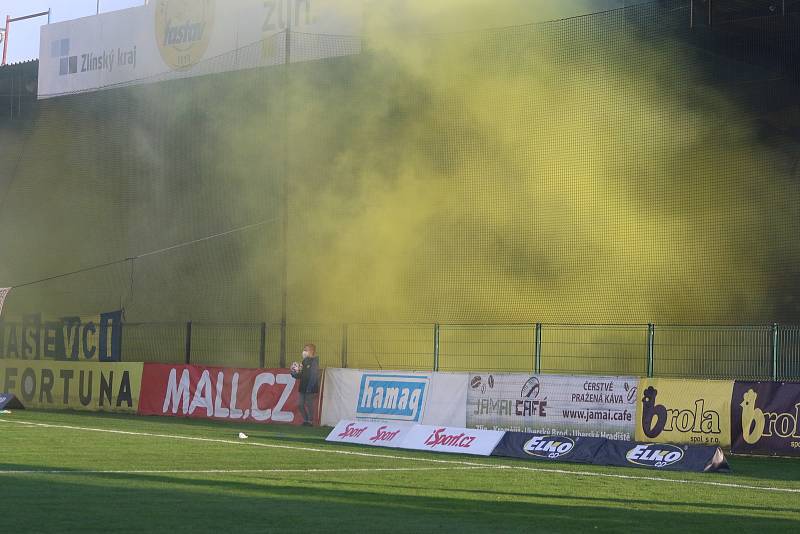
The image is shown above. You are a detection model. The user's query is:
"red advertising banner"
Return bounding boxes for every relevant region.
[139,364,301,425]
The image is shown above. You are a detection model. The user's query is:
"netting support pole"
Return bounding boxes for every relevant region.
[341,324,348,368]
[259,322,267,368]
[772,323,779,382]
[647,323,655,378]
[279,26,292,369]
[433,323,440,372]
[185,321,192,365]
[534,323,542,374]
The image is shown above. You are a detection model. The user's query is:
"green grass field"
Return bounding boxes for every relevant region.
[1,410,799,533]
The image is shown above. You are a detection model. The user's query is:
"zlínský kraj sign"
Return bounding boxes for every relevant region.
[467,373,639,441]
[38,0,362,99]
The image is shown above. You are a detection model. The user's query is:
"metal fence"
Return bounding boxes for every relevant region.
[119,322,800,381]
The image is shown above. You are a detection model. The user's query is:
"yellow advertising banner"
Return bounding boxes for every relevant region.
[0,360,143,413]
[635,378,734,447]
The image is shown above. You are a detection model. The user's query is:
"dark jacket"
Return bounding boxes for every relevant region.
[292,356,320,394]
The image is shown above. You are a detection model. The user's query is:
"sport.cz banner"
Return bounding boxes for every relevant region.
[326,420,413,448]
[731,381,800,456]
[467,373,639,441]
[398,425,505,456]
[139,363,301,425]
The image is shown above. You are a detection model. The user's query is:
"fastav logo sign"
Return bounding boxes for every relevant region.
[138,363,299,424]
[326,419,412,448]
[356,374,429,422]
[400,424,505,456]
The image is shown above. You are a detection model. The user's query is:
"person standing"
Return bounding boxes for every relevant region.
[291,343,321,426]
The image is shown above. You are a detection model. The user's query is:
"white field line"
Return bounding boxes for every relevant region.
[0,466,493,475]
[2,418,800,495]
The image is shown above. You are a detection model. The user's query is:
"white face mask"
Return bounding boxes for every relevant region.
[302,350,310,358]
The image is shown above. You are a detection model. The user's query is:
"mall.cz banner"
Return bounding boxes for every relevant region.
[139,364,302,425]
[731,381,800,456]
[492,432,729,473]
[467,373,639,441]
[0,310,123,362]
[635,379,734,447]
[0,359,143,413]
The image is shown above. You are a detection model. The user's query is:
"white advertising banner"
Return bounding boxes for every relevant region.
[320,368,468,428]
[467,374,639,441]
[38,0,362,99]
[398,425,505,456]
[325,419,413,448]
[0,288,10,317]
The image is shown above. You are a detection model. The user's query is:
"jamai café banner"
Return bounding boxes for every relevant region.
[467,373,639,441]
[138,363,303,425]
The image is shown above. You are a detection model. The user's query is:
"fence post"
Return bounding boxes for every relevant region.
[433,323,440,372]
[185,321,192,365]
[534,323,542,374]
[772,323,779,382]
[341,323,348,368]
[647,323,655,378]
[259,322,266,368]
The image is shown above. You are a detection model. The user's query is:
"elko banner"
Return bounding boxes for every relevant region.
[326,419,412,448]
[138,363,301,425]
[467,374,639,440]
[597,439,729,473]
[731,381,800,456]
[492,432,605,464]
[38,0,362,99]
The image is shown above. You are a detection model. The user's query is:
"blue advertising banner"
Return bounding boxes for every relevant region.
[490,432,730,472]
[0,393,25,410]
[731,381,800,456]
[492,432,605,463]
[597,439,729,472]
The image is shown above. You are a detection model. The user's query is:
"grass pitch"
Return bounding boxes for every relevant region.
[1,410,799,533]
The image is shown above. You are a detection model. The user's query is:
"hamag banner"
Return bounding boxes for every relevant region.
[467,374,638,441]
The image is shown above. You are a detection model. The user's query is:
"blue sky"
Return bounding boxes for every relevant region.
[0,0,146,64]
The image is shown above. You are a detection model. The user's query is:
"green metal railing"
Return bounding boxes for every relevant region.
[105,322,800,381]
